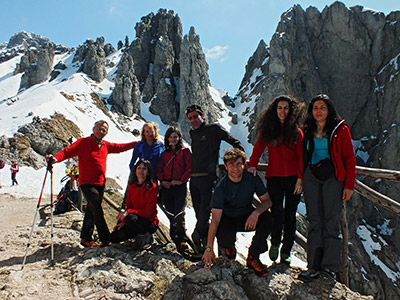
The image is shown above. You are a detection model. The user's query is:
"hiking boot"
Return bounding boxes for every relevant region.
[191,231,204,253]
[100,241,110,247]
[321,269,336,280]
[298,269,320,282]
[246,255,268,277]
[80,239,97,247]
[176,242,189,253]
[269,245,279,261]
[224,246,237,260]
[280,253,291,265]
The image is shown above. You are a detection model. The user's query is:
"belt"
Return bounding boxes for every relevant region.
[191,173,209,177]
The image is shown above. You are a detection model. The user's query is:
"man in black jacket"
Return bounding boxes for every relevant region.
[186,104,243,252]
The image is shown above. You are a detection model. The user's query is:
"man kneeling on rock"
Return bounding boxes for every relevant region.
[202,148,273,277]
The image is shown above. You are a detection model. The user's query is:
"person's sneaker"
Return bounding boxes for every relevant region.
[224,246,237,260]
[269,245,279,261]
[246,255,269,277]
[321,269,336,280]
[280,253,291,265]
[80,239,97,247]
[298,269,320,282]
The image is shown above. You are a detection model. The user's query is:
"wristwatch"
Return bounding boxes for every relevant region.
[205,246,212,252]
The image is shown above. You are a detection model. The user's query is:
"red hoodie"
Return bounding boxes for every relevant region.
[249,128,304,179]
[53,135,136,186]
[125,182,159,226]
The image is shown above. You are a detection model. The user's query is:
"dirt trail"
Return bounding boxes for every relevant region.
[0,193,82,299]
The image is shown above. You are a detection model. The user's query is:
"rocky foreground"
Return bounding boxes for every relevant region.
[0,193,372,300]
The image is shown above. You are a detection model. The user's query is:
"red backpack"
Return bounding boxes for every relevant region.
[0,160,5,169]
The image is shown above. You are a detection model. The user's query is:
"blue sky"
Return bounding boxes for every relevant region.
[0,0,398,96]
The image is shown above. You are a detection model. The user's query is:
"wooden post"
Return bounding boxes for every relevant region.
[338,203,349,285]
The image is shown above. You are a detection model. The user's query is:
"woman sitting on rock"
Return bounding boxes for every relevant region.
[110,159,158,244]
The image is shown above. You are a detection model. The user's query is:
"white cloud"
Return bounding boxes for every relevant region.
[205,45,229,62]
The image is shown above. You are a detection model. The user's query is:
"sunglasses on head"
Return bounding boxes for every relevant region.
[186,104,203,115]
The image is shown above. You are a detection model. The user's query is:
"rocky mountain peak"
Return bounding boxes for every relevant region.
[0,31,68,64]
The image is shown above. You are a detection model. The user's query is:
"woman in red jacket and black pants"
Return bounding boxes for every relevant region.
[157,126,192,254]
[248,95,305,264]
[110,159,158,243]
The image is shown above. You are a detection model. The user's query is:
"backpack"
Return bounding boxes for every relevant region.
[0,160,4,169]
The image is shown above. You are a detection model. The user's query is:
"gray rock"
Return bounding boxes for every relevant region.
[15,46,55,91]
[179,27,221,141]
[110,9,182,122]
[73,37,107,82]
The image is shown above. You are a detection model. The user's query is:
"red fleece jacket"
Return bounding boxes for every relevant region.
[125,182,159,226]
[249,128,304,179]
[53,135,136,186]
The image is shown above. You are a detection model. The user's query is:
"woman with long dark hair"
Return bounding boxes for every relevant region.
[157,126,192,254]
[299,94,356,282]
[248,95,305,264]
[110,159,158,243]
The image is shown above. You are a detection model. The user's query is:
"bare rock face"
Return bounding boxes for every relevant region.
[73,37,107,82]
[235,2,400,299]
[15,45,55,91]
[110,9,182,121]
[179,27,221,140]
[0,113,82,170]
[104,43,116,57]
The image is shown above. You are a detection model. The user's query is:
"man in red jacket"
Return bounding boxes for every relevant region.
[47,120,136,247]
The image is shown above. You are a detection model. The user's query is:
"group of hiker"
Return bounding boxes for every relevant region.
[47,93,356,280]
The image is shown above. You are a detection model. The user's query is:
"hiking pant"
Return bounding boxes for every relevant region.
[11,173,18,185]
[159,184,187,245]
[303,166,344,272]
[109,214,157,243]
[216,210,272,258]
[189,175,216,243]
[267,175,300,255]
[80,184,110,243]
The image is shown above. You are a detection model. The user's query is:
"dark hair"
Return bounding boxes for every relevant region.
[223,148,246,165]
[255,95,305,145]
[164,126,184,151]
[186,104,203,116]
[129,159,154,188]
[304,94,339,138]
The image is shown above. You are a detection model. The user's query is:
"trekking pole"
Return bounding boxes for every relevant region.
[49,160,54,265]
[21,158,54,270]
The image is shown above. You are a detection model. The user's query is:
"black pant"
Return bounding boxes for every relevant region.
[189,175,216,242]
[109,214,156,243]
[11,173,18,185]
[267,176,300,255]
[159,184,187,245]
[80,184,110,243]
[216,210,272,258]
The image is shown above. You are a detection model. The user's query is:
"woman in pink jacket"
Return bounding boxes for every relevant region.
[248,95,305,264]
[157,126,192,254]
